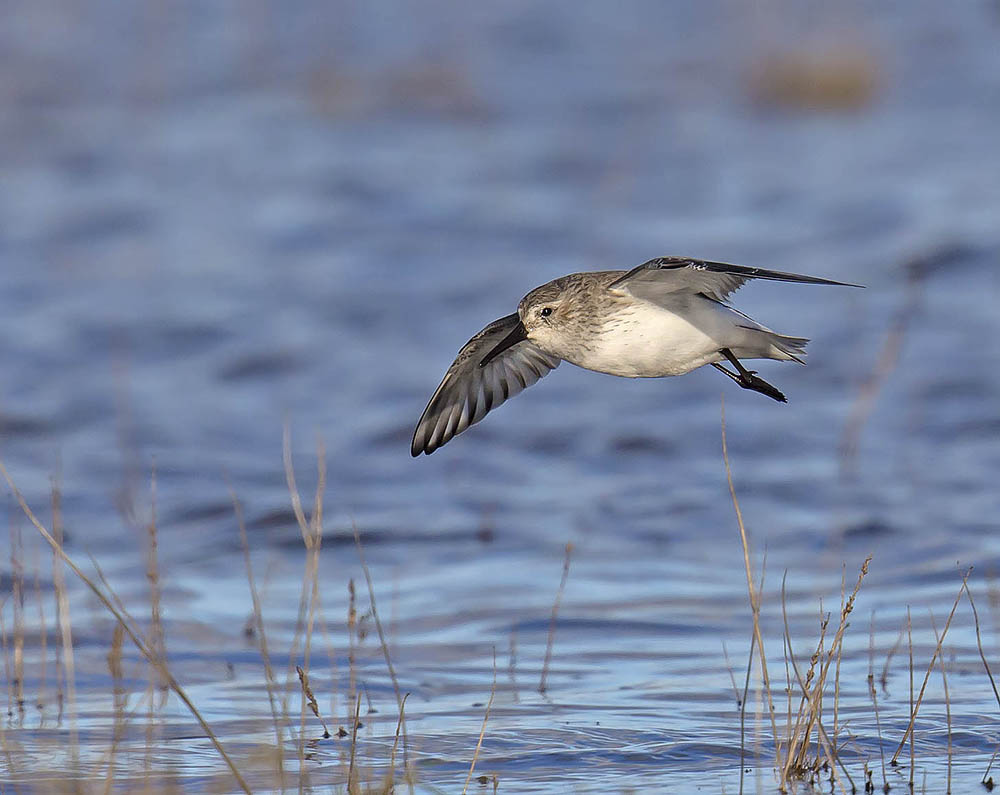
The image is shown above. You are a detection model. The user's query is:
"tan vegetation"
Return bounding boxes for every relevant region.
[0,414,997,792]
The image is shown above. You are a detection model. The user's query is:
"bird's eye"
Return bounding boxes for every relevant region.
[540,307,553,317]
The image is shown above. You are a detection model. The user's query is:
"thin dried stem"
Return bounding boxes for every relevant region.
[907,606,914,790]
[929,612,952,794]
[721,399,779,752]
[281,427,327,791]
[891,569,969,765]
[103,622,126,795]
[539,542,573,694]
[738,626,756,795]
[962,582,1000,787]
[463,648,497,795]
[0,459,251,794]
[867,612,888,792]
[721,641,741,706]
[840,252,927,473]
[0,596,19,787]
[296,665,330,737]
[880,623,905,693]
[963,581,1000,711]
[230,483,285,778]
[354,523,409,772]
[347,692,362,793]
[382,692,409,792]
[777,558,867,793]
[49,477,78,773]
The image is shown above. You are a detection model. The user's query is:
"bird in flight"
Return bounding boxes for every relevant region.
[411,256,860,456]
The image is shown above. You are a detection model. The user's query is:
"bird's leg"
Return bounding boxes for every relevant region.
[716,348,788,403]
[711,362,744,384]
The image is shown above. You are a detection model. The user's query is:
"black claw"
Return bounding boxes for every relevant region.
[715,348,788,403]
[746,374,787,403]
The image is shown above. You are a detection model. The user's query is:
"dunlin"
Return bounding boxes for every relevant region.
[412,256,859,456]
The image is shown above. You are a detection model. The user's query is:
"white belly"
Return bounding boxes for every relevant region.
[568,299,736,378]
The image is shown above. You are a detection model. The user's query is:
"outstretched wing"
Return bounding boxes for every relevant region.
[609,256,860,303]
[411,313,561,456]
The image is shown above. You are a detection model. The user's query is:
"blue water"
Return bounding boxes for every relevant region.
[1,1,999,792]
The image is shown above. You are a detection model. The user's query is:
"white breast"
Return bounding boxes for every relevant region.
[568,298,736,378]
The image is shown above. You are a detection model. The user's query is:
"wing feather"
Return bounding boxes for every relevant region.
[411,313,561,456]
[609,256,860,302]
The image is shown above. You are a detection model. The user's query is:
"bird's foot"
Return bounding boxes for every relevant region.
[714,349,788,403]
[741,372,787,403]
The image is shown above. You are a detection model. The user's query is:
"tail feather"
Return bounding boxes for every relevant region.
[733,319,809,364]
[769,332,809,363]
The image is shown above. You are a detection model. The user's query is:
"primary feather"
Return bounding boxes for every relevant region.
[411,313,560,456]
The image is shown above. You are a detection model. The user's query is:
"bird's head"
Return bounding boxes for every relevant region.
[479,278,574,366]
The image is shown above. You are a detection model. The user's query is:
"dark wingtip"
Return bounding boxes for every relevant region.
[411,441,434,457]
[410,435,426,457]
[412,432,439,456]
[807,273,863,288]
[787,275,864,289]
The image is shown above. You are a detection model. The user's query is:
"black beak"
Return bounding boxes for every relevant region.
[479,320,527,367]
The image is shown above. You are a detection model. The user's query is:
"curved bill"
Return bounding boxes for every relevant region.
[479,319,527,367]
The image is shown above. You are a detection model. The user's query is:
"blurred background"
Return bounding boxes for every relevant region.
[1,1,999,791]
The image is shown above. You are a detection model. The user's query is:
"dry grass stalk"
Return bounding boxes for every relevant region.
[32,557,47,721]
[928,612,952,794]
[281,427,327,785]
[49,478,79,774]
[144,469,166,787]
[866,612,889,793]
[147,470,168,709]
[103,622,126,795]
[832,569,847,757]
[380,692,409,792]
[879,623,905,692]
[539,542,573,694]
[724,396,868,793]
[508,627,520,704]
[88,550,138,632]
[347,691,363,793]
[840,253,927,474]
[1,595,12,722]
[961,583,1000,788]
[721,641,741,706]
[347,578,358,730]
[463,649,497,795]
[963,582,1000,711]
[145,468,166,694]
[9,522,25,726]
[907,607,914,789]
[354,522,410,777]
[778,560,868,793]
[0,594,17,783]
[738,625,759,794]
[0,459,252,794]
[781,607,794,766]
[890,570,969,765]
[283,432,412,788]
[231,484,286,781]
[778,596,830,782]
[721,401,779,758]
[296,665,330,738]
